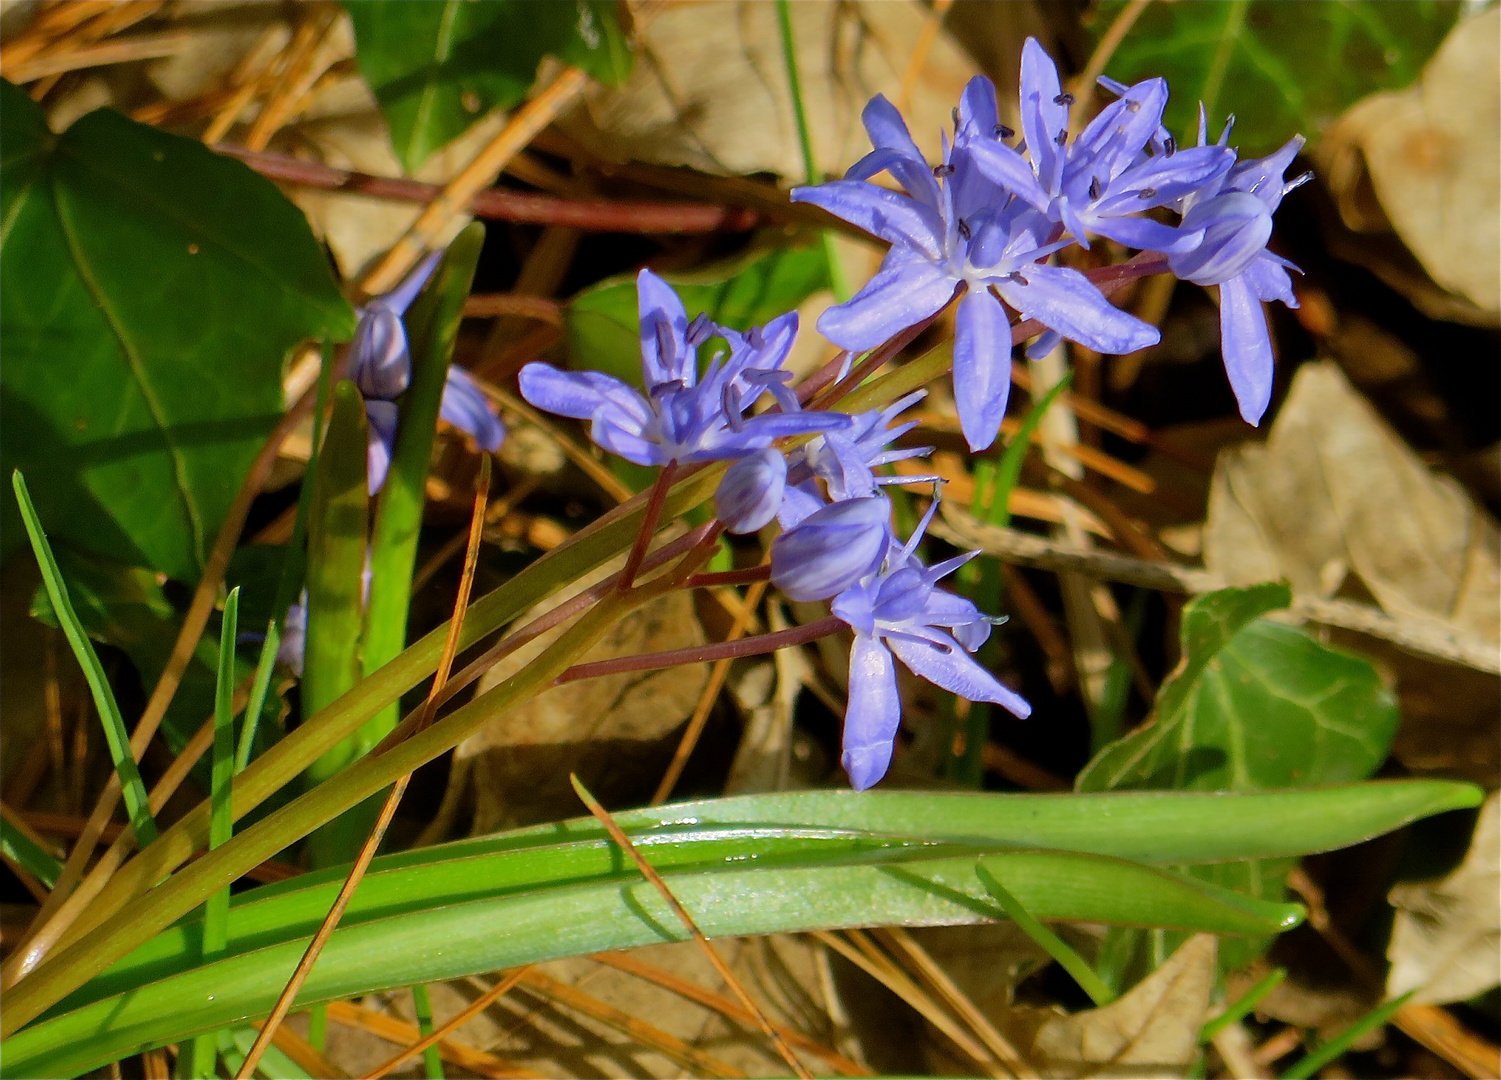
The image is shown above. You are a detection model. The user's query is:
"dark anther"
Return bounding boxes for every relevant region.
[957,219,972,241]
[1053,92,1075,106]
[1054,130,1068,146]
[952,106,960,125]
[1137,186,1158,200]
[993,123,1014,139]
[1088,176,1102,201]
[933,163,955,177]
[1163,135,1177,156]
[1008,271,1029,285]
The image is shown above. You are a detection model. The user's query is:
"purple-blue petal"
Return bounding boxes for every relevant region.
[1088,213,1204,255]
[953,289,1014,452]
[715,448,787,534]
[966,139,1051,212]
[886,632,1031,718]
[816,248,955,353]
[1019,37,1068,194]
[841,634,902,790]
[519,363,648,425]
[1218,273,1274,426]
[770,496,890,602]
[440,367,505,452]
[993,263,1159,355]
[790,180,946,259]
[1169,191,1272,285]
[365,399,398,495]
[637,268,692,386]
[349,302,411,400]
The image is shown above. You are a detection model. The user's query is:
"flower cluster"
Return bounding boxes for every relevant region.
[793,38,1306,432]
[519,38,1306,791]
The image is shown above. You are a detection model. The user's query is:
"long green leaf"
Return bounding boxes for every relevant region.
[1,817,63,891]
[11,471,156,847]
[12,844,1303,1076]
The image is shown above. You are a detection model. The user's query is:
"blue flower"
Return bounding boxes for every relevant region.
[830,501,1031,790]
[791,80,1158,452]
[965,48,1233,257]
[349,252,506,493]
[520,270,842,467]
[1168,114,1309,425]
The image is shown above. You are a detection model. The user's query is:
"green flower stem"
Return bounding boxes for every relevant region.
[12,472,157,848]
[410,984,444,1080]
[976,860,1118,1007]
[356,226,485,814]
[2,572,685,1036]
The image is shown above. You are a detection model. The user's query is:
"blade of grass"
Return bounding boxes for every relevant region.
[976,859,1117,1007]
[365,967,532,1080]
[1201,967,1286,1043]
[0,809,62,892]
[11,472,156,848]
[237,458,491,1078]
[1279,991,1415,1080]
[571,773,814,1080]
[409,984,445,1080]
[184,587,242,1078]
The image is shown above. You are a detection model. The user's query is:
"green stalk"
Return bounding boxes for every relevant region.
[359,224,485,765]
[976,859,1117,1007]
[1279,991,1414,1080]
[300,380,371,866]
[184,587,240,1078]
[411,984,444,1079]
[1201,967,1286,1043]
[12,472,157,848]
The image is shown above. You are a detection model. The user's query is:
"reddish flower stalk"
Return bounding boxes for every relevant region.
[554,616,844,685]
[619,460,679,593]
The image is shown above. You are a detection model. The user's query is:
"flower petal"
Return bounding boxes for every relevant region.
[440,367,505,452]
[1218,273,1274,426]
[791,180,945,259]
[966,139,1051,212]
[771,496,891,602]
[637,269,692,386]
[1242,253,1298,308]
[841,634,902,790]
[349,302,411,400]
[715,448,786,534]
[887,632,1032,718]
[953,289,1014,451]
[993,263,1159,354]
[519,362,648,425]
[1088,213,1203,255]
[1019,37,1068,194]
[816,249,956,353]
[365,399,399,495]
[858,94,942,207]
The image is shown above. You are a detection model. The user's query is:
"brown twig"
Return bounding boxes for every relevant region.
[4,31,190,82]
[558,616,843,686]
[361,968,535,1080]
[242,2,340,152]
[571,774,814,1079]
[591,951,873,1076]
[236,460,492,1078]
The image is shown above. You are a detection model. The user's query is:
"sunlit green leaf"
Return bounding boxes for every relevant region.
[1091,0,1461,155]
[345,0,632,173]
[0,82,354,581]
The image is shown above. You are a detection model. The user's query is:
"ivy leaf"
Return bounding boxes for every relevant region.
[1078,583,1400,982]
[345,0,633,173]
[0,83,355,583]
[1091,0,1461,155]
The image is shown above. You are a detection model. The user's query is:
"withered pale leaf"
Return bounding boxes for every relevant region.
[1204,362,1500,651]
[553,1,982,179]
[1316,6,1499,322]
[1028,934,1216,1080]
[1387,792,1501,1006]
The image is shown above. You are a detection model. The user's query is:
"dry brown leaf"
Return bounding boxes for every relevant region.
[1025,934,1216,1080]
[725,604,813,795]
[1204,361,1500,651]
[1387,792,1501,1006]
[553,1,984,179]
[421,549,708,835]
[1316,6,1500,322]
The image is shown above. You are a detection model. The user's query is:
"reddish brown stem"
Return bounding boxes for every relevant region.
[214,145,761,235]
[619,460,678,593]
[684,564,772,589]
[555,616,843,685]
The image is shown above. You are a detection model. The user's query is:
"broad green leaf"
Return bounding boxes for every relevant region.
[344,0,632,173]
[1078,583,1401,978]
[565,239,834,389]
[1092,0,1461,155]
[11,780,1481,1075]
[0,82,354,581]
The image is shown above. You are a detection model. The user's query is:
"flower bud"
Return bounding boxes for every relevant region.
[1169,191,1272,285]
[715,448,786,534]
[349,302,412,400]
[770,496,890,602]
